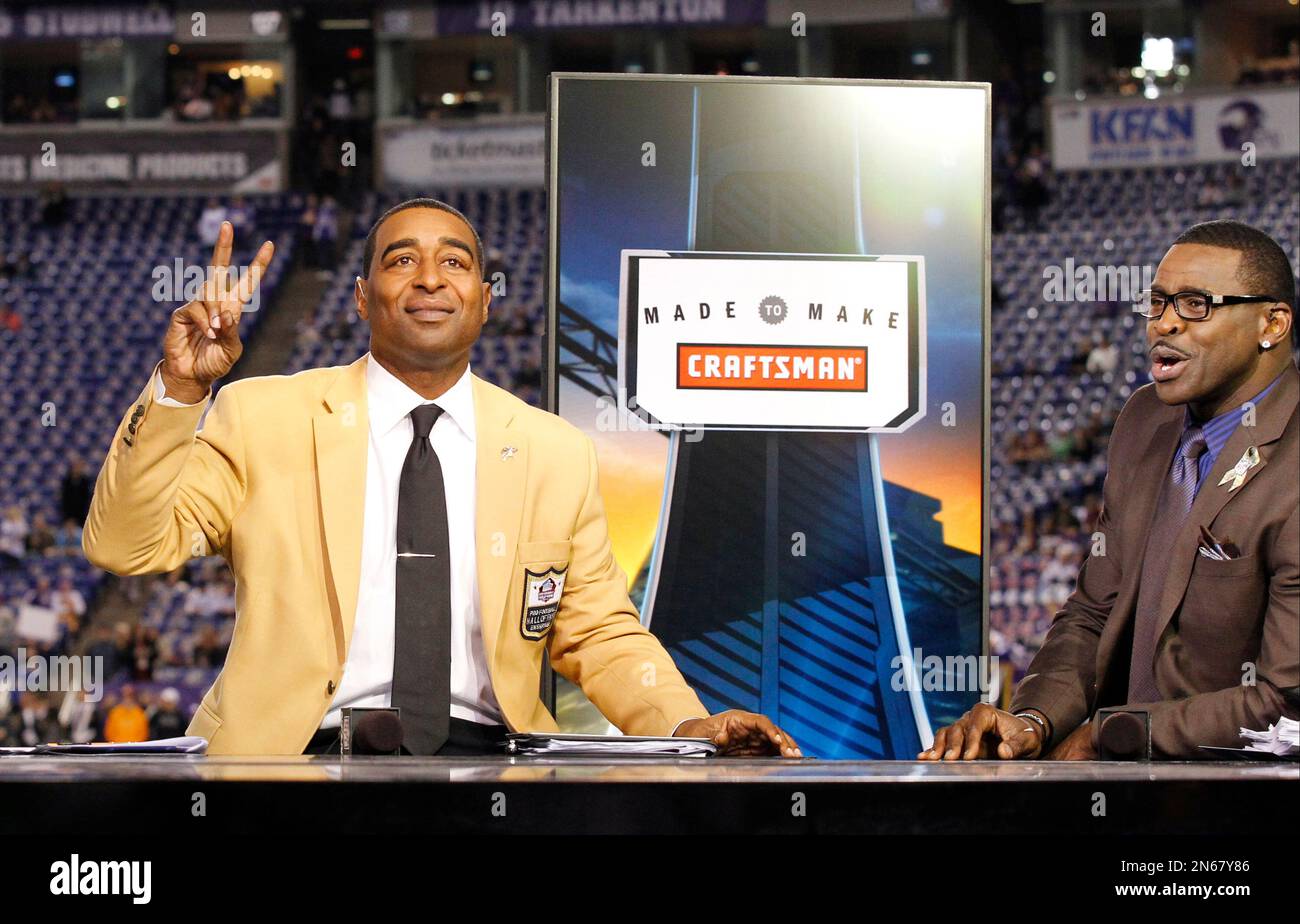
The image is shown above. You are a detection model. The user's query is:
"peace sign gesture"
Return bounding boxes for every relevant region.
[160,221,275,404]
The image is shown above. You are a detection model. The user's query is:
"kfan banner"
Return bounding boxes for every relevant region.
[1050,86,1300,170]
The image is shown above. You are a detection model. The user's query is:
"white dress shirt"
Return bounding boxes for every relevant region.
[154,355,503,728]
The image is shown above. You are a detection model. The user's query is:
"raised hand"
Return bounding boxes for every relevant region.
[160,221,275,403]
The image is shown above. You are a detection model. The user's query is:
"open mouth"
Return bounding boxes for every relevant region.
[405,302,455,322]
[1150,345,1190,383]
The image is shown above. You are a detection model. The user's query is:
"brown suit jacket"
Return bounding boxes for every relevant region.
[1011,361,1299,758]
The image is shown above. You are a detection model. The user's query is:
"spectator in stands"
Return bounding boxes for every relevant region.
[0,590,16,653]
[298,194,320,267]
[0,505,28,570]
[328,79,354,125]
[39,183,68,226]
[58,457,93,526]
[52,518,83,556]
[57,689,98,744]
[7,692,60,746]
[25,512,55,556]
[1,250,36,281]
[103,685,149,743]
[6,696,60,753]
[131,624,158,680]
[311,195,340,278]
[191,624,228,668]
[149,688,188,740]
[198,198,229,247]
[1085,337,1119,376]
[227,195,259,245]
[1015,144,1049,229]
[1007,427,1050,464]
[50,576,86,621]
[0,303,22,333]
[85,624,125,681]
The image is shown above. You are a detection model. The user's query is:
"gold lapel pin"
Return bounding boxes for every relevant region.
[1217,446,1260,491]
[501,445,517,461]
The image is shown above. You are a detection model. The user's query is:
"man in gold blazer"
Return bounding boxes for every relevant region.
[83,198,802,758]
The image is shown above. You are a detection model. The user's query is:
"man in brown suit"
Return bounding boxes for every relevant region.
[923,219,1298,760]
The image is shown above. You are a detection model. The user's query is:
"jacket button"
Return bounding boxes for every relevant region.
[326,680,336,695]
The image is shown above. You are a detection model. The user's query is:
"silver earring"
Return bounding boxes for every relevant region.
[1261,340,1271,349]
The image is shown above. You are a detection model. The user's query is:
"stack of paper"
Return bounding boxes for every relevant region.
[505,733,716,758]
[1239,717,1299,758]
[0,736,208,756]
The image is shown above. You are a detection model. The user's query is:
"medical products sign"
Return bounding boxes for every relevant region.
[1050,86,1300,170]
[619,251,925,432]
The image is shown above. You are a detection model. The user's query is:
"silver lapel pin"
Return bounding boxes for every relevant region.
[501,445,518,461]
[1217,446,1260,492]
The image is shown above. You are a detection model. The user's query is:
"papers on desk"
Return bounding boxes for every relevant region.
[505,733,716,758]
[1239,717,1299,758]
[1199,718,1299,760]
[0,736,208,756]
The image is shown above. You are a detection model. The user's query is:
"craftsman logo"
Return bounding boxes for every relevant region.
[620,251,924,431]
[677,344,867,392]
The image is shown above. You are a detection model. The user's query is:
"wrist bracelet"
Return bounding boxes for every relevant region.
[1013,711,1048,752]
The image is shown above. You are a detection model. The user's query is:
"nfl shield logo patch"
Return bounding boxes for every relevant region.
[520,566,567,640]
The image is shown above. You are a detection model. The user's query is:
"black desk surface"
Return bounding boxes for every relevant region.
[1,757,1294,834]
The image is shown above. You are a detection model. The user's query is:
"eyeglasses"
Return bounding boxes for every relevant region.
[1133,290,1278,321]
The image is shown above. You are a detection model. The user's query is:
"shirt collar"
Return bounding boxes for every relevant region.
[1183,367,1285,452]
[365,352,476,444]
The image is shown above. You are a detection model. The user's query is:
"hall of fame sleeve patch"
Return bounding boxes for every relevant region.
[520,565,567,640]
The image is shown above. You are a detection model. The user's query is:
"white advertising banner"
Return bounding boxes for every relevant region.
[618,251,925,432]
[1050,86,1300,170]
[381,118,545,187]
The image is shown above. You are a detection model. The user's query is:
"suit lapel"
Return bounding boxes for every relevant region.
[313,355,370,663]
[1151,364,1299,645]
[1095,413,1183,678]
[471,375,527,670]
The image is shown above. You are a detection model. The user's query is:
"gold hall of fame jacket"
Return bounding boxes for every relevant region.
[83,354,709,755]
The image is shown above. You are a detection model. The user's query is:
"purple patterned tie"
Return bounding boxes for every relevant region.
[1127,424,1207,703]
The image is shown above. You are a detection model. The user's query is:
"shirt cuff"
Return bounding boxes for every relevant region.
[154,367,206,408]
[670,717,705,737]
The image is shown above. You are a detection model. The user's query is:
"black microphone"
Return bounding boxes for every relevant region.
[340,707,404,756]
[1097,710,1150,760]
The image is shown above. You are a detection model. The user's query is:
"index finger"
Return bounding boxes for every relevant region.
[211,220,233,270]
[751,715,801,758]
[960,707,999,760]
[232,240,275,305]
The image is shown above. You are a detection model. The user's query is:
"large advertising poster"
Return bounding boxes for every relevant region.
[549,75,988,758]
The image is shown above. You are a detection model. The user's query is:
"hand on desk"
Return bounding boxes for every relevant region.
[1043,723,1097,760]
[675,710,803,758]
[918,703,1045,760]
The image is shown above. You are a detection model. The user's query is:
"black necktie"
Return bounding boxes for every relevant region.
[392,403,452,755]
[1127,424,1207,703]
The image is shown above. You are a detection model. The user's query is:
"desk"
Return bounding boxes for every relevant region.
[1,757,1293,834]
